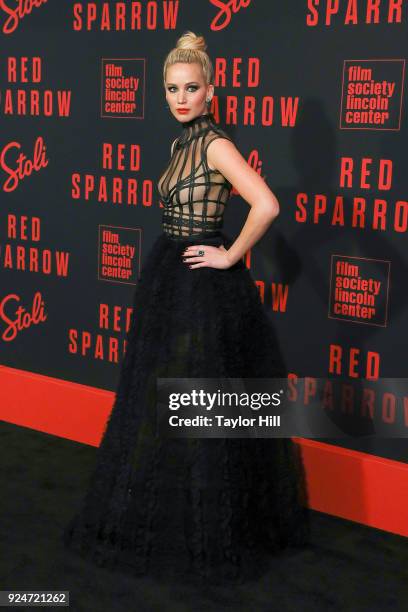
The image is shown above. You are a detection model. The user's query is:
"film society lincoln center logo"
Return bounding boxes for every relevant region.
[340,58,404,130]
[101,58,145,119]
[328,255,390,327]
[98,225,142,285]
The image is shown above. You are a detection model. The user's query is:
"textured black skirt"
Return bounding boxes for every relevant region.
[62,229,310,585]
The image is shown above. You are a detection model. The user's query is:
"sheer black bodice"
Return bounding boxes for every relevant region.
[157,112,233,238]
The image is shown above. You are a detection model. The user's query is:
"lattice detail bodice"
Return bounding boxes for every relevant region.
[157,112,233,238]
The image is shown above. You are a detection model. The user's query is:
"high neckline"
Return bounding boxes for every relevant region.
[181,112,213,129]
[177,112,214,148]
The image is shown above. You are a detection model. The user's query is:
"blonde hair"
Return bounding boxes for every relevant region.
[163,30,214,87]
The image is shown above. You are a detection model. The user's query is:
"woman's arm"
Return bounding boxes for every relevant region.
[207,138,279,267]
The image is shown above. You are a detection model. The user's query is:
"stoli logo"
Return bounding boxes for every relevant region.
[0,291,47,342]
[1,136,49,192]
[210,0,252,31]
[0,0,48,35]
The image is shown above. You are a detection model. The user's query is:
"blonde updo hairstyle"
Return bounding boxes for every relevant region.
[163,31,214,100]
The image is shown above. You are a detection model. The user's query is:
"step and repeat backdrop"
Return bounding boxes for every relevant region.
[1,1,407,462]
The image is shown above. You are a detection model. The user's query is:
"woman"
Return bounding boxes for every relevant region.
[63,30,310,585]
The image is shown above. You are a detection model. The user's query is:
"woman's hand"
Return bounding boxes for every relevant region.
[182,244,232,270]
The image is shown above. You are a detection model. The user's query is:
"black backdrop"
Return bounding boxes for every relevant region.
[1,1,407,463]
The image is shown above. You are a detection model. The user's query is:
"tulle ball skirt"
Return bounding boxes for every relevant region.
[63,229,310,585]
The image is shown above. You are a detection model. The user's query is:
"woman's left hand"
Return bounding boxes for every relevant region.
[182,244,232,270]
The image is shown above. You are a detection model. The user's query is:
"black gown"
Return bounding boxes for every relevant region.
[63,112,310,585]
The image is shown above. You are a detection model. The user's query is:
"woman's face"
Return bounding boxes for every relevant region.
[165,62,213,123]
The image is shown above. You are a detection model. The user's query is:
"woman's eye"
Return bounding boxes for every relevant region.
[168,86,198,93]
